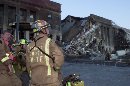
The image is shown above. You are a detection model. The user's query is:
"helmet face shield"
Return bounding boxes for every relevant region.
[41,24,50,29]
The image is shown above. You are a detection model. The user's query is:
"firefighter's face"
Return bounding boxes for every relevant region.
[3,32,11,39]
[3,32,14,42]
[42,28,49,35]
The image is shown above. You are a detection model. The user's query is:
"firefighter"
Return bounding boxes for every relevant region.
[63,74,84,86]
[19,39,28,52]
[0,30,22,86]
[13,39,27,75]
[13,38,30,86]
[26,20,64,86]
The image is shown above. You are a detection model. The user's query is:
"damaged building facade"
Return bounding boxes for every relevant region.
[61,14,130,60]
[0,0,62,42]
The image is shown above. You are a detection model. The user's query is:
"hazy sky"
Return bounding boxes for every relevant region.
[52,0,130,29]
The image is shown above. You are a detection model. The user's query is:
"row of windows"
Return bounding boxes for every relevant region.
[0,5,4,25]
[0,4,36,25]
[9,7,36,23]
[0,4,61,33]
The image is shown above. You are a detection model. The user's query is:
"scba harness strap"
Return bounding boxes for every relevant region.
[30,37,55,63]
[30,37,56,75]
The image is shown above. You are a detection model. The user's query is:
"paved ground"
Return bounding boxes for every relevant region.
[62,62,130,86]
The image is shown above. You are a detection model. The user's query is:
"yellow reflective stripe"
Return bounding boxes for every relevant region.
[45,38,51,76]
[30,71,32,77]
[1,53,10,62]
[66,82,71,86]
[11,65,15,73]
[1,56,9,62]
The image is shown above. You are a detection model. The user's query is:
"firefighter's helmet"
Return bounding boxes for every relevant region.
[31,20,50,33]
[19,39,27,45]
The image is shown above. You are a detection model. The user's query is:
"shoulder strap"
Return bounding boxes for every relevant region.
[30,36,43,51]
[30,37,55,63]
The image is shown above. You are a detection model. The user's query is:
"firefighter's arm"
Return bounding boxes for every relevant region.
[0,40,6,61]
[0,40,12,65]
[50,41,64,69]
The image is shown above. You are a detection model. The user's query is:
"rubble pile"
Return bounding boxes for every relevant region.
[63,23,104,60]
[62,14,130,60]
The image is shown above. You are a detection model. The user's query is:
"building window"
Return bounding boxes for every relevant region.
[8,6,16,25]
[56,35,60,41]
[56,15,60,21]
[55,25,60,30]
[48,14,52,19]
[0,5,4,25]
[107,28,110,45]
[0,28,2,35]
[30,11,36,22]
[29,32,34,41]
[49,34,53,39]
[20,9,27,22]
[19,31,25,39]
